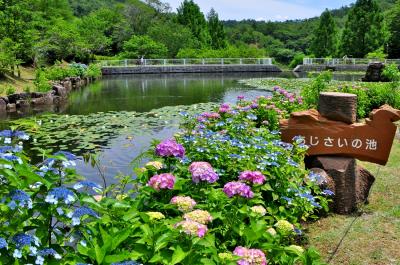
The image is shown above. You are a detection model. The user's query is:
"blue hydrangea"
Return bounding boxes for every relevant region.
[246,114,258,120]
[45,187,75,205]
[0,130,29,140]
[0,146,13,153]
[37,248,62,259]
[0,153,22,164]
[54,151,77,161]
[69,207,99,226]
[111,261,142,265]
[308,172,326,185]
[73,181,102,191]
[0,130,12,138]
[322,189,335,196]
[12,234,39,249]
[0,237,8,249]
[8,190,32,209]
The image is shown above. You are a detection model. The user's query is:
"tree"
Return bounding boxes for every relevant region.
[310,9,337,57]
[176,0,210,46]
[207,8,226,49]
[120,35,168,59]
[388,1,400,58]
[148,21,200,57]
[340,0,385,57]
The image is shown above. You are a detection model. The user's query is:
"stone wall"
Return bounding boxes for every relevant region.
[293,64,369,72]
[102,64,282,75]
[0,76,95,117]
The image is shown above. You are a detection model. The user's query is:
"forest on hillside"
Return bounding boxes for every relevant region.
[1,0,400,75]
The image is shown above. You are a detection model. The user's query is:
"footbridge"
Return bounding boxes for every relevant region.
[294,58,400,72]
[97,58,282,75]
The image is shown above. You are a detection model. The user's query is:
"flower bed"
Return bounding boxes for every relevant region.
[0,88,333,264]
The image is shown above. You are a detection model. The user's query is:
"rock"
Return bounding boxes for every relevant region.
[1,96,9,104]
[16,100,30,108]
[31,93,54,105]
[30,92,45,98]
[52,84,68,98]
[6,103,16,112]
[280,105,400,165]
[0,98,6,112]
[362,62,388,82]
[7,93,30,104]
[61,78,72,92]
[318,92,357,124]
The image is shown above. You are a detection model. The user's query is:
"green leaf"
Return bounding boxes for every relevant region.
[170,245,188,265]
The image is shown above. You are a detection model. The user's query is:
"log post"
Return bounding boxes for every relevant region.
[306,92,375,214]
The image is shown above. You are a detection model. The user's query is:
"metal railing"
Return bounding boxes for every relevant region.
[96,58,273,67]
[303,58,400,66]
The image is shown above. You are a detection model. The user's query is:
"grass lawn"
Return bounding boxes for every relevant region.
[0,67,35,95]
[306,132,400,265]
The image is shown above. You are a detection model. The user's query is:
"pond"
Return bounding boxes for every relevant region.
[9,71,365,184]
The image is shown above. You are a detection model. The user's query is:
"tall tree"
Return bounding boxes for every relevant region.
[388,1,400,58]
[310,9,337,57]
[207,8,226,49]
[340,0,385,57]
[176,0,210,46]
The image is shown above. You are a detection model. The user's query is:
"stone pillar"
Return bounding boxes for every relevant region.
[307,92,375,214]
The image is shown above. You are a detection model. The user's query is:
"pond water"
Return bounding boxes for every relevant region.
[9,71,365,185]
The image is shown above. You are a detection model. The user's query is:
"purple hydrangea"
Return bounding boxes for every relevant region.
[147,173,176,191]
[238,171,266,185]
[189,162,219,184]
[155,139,185,158]
[223,182,254,198]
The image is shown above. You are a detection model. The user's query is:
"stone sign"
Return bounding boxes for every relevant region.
[280,104,400,166]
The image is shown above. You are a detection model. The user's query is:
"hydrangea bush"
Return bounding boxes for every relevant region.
[0,89,332,264]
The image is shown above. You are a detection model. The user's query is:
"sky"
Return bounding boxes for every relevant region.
[166,0,355,21]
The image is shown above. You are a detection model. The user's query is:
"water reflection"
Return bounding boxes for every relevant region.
[65,72,294,115]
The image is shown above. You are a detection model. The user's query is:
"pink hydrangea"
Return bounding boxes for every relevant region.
[219,103,231,113]
[223,182,254,198]
[189,162,219,184]
[201,112,221,119]
[147,173,176,191]
[155,139,185,158]
[238,171,266,185]
[175,220,208,238]
[233,246,267,265]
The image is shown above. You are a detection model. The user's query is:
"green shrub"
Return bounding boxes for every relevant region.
[5,85,16,95]
[34,69,52,92]
[289,53,305,69]
[301,71,333,107]
[84,64,101,78]
[382,63,400,82]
